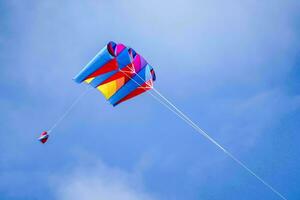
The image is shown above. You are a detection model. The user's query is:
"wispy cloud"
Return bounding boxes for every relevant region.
[52,156,156,200]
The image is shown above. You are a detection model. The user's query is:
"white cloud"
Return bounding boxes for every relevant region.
[52,158,156,200]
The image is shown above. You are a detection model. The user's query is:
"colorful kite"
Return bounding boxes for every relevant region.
[73,41,156,106]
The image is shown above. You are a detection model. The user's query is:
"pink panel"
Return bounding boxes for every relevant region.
[115,44,126,56]
[133,54,142,72]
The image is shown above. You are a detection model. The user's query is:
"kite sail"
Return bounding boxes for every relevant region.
[73,41,156,106]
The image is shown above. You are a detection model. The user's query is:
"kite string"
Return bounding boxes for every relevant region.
[121,69,287,200]
[119,70,202,132]
[150,87,288,200]
[48,87,90,133]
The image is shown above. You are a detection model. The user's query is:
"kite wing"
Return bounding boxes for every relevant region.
[73,41,156,106]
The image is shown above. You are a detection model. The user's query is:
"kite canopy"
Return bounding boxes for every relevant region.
[74,41,156,106]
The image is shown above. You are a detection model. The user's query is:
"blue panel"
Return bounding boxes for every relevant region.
[116,48,132,69]
[82,48,132,88]
[73,45,114,83]
[144,64,153,81]
[89,70,117,88]
[108,65,152,105]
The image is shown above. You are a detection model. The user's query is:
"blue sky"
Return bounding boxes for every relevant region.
[1,0,300,199]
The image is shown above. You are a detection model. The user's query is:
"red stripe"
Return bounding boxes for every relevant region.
[100,64,134,86]
[115,80,153,105]
[86,59,118,80]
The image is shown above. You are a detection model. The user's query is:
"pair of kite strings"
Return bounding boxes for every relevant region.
[120,69,287,200]
[48,87,91,134]
[150,87,287,200]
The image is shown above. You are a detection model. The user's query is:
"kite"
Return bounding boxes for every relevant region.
[73,41,156,106]
[38,131,49,144]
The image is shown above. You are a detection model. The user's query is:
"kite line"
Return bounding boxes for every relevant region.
[120,69,287,200]
[47,87,91,134]
[43,63,287,199]
[151,87,287,200]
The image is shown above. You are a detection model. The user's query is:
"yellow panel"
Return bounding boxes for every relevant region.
[84,77,95,84]
[97,77,126,100]
[97,80,117,99]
